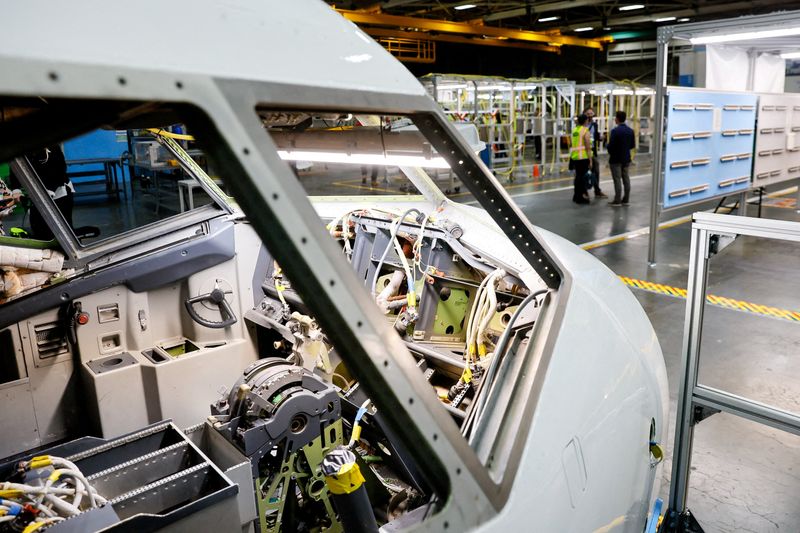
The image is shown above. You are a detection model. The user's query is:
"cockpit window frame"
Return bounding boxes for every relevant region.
[227,94,571,512]
[3,110,235,267]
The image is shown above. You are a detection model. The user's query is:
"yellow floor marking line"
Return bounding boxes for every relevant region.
[447,174,575,198]
[618,275,800,323]
[330,181,397,194]
[581,214,693,251]
[582,186,799,251]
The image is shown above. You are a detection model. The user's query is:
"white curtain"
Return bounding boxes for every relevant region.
[754,53,786,93]
[705,45,749,91]
[706,45,786,93]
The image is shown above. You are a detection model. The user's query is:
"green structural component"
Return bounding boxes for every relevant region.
[0,162,9,180]
[432,286,469,336]
[256,419,344,533]
[163,340,200,357]
[0,235,59,250]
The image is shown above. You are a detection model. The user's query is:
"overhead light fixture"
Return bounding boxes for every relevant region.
[781,51,800,59]
[619,4,645,11]
[278,150,451,169]
[655,16,676,22]
[603,26,612,30]
[574,27,594,32]
[454,3,476,10]
[691,26,800,45]
[677,18,690,22]
[467,84,513,91]
[538,16,560,22]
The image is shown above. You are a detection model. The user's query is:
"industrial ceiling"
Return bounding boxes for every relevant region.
[329,1,800,49]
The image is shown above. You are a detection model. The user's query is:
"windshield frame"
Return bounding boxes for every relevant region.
[214,80,571,511]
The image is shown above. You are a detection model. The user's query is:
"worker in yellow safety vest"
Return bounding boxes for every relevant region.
[570,114,593,204]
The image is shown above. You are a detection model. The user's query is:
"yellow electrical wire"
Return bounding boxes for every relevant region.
[22,520,60,533]
[145,128,196,141]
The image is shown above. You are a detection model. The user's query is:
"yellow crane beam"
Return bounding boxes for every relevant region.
[335,9,611,50]
[362,27,561,54]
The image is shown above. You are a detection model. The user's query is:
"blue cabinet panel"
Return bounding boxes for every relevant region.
[663,89,757,209]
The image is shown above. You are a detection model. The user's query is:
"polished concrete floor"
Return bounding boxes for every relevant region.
[491,162,800,532]
[16,155,799,531]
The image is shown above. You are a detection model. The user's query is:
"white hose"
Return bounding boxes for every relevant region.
[476,271,504,348]
[392,237,415,300]
[376,270,405,314]
[467,273,495,354]
[43,492,80,516]
[49,463,97,508]
[466,270,505,360]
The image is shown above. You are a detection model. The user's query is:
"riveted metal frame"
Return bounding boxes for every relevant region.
[647,25,672,266]
[669,212,800,513]
[0,52,573,529]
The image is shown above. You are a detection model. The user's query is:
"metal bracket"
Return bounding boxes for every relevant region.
[664,508,707,533]
[656,25,675,44]
[691,405,720,426]
[707,233,736,257]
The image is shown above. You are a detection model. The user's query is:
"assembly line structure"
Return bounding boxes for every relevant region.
[648,11,800,265]
[421,74,576,180]
[670,212,800,526]
[576,82,655,154]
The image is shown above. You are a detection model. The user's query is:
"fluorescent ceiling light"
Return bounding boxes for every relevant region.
[781,51,800,59]
[278,150,451,169]
[691,26,800,45]
[538,16,560,22]
[677,18,690,22]
[655,16,676,22]
[619,4,644,11]
[467,84,513,91]
[454,3,476,10]
[574,27,594,32]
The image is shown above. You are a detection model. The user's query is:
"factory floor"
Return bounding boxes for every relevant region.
[487,159,800,533]
[21,155,799,531]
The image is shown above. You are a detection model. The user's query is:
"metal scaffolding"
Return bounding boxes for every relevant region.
[421,74,576,181]
[576,82,655,155]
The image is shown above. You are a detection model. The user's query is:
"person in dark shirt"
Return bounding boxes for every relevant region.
[606,111,636,207]
[28,146,74,239]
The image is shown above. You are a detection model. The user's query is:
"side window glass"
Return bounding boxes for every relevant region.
[0,125,227,303]
[0,128,223,245]
[62,127,220,244]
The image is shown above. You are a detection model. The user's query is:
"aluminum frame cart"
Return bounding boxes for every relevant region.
[666,212,800,532]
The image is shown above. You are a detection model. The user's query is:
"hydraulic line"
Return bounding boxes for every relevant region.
[462,288,549,437]
[369,208,422,298]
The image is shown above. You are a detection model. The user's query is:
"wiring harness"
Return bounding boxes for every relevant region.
[1,455,106,532]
